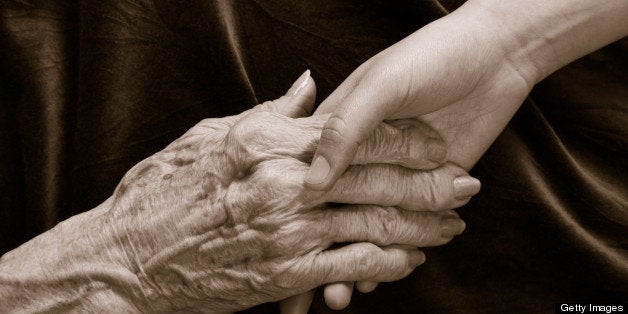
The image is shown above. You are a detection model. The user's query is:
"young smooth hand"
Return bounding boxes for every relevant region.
[283,0,628,311]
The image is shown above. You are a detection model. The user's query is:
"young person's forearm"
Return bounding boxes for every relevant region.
[467,0,628,85]
[0,199,143,312]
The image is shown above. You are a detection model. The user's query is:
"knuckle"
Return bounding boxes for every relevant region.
[264,159,305,183]
[426,172,449,210]
[254,100,276,112]
[372,165,406,206]
[388,166,411,206]
[255,98,294,115]
[197,117,215,127]
[228,118,255,143]
[228,111,278,148]
[385,119,445,169]
[410,171,449,210]
[381,183,401,206]
[248,160,310,203]
[353,243,380,271]
[368,122,396,147]
[253,163,275,183]
[399,212,424,245]
[383,249,411,278]
[373,207,399,245]
[398,128,429,168]
[232,111,274,134]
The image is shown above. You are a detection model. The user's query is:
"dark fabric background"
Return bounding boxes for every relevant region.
[1,0,626,312]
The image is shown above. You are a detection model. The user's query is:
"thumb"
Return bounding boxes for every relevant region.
[254,70,316,118]
[280,69,316,118]
[305,78,390,190]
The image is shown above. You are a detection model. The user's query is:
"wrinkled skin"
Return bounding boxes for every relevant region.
[0,76,475,313]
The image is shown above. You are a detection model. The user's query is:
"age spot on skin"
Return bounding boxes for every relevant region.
[196,192,209,201]
[136,163,157,177]
[202,182,217,194]
[172,157,195,167]
[117,163,158,197]
[116,182,128,197]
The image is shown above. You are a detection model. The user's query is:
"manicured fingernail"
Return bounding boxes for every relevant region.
[426,138,447,163]
[306,155,330,185]
[453,176,481,200]
[288,69,311,96]
[408,250,426,267]
[441,217,466,237]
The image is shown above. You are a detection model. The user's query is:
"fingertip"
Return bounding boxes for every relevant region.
[324,282,353,310]
[453,176,481,200]
[279,290,315,314]
[355,281,379,293]
[410,164,481,211]
[305,155,354,191]
[440,216,467,238]
[287,70,311,96]
[277,70,317,118]
[294,74,317,116]
[304,155,331,188]
[407,249,426,267]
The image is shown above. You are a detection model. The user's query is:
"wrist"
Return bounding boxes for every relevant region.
[466,0,628,84]
[459,0,553,86]
[0,199,146,312]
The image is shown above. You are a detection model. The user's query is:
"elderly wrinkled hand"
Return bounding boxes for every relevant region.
[0,75,477,313]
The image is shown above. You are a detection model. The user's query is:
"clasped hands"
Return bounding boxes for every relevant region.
[99,72,480,313]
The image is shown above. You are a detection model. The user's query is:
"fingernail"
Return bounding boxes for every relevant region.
[305,155,330,185]
[441,217,466,237]
[453,176,481,200]
[287,69,311,96]
[408,250,426,267]
[426,138,447,163]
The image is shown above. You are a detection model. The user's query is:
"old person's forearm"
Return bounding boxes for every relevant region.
[468,0,628,85]
[0,198,143,313]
